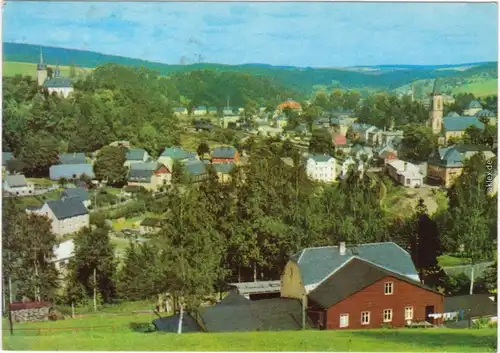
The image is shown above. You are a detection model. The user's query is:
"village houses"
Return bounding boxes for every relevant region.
[3,174,34,196]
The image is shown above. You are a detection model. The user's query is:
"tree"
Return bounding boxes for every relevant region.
[401,125,437,163]
[69,221,116,303]
[93,146,128,186]
[197,142,210,159]
[309,129,335,156]
[17,133,60,177]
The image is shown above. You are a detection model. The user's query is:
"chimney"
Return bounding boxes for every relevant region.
[339,242,346,255]
[404,162,407,171]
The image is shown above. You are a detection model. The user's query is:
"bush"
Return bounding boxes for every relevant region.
[473,316,492,329]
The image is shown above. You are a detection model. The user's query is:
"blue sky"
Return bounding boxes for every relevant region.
[3,2,498,67]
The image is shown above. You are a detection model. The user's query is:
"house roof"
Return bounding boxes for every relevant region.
[59,153,86,165]
[2,152,14,166]
[128,165,155,182]
[443,117,485,132]
[199,296,312,332]
[446,111,460,118]
[290,242,420,289]
[126,148,148,161]
[444,294,497,318]
[475,109,496,117]
[219,291,251,306]
[212,162,236,174]
[161,146,193,161]
[46,197,89,220]
[49,164,95,180]
[185,160,208,176]
[428,145,493,168]
[332,132,347,146]
[309,154,333,163]
[195,106,207,110]
[174,107,187,112]
[208,106,217,112]
[62,187,89,202]
[468,100,482,109]
[43,76,72,88]
[5,174,28,187]
[212,146,237,159]
[278,99,302,110]
[309,257,439,309]
[52,239,75,262]
[229,281,281,296]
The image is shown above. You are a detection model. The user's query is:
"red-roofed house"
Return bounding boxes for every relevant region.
[278,99,302,113]
[332,132,351,154]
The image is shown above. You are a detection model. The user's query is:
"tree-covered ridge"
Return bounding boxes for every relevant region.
[4,42,497,93]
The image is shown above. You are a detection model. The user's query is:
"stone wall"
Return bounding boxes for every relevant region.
[9,301,52,323]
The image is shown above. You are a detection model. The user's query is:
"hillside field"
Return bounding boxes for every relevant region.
[450,78,498,97]
[2,61,92,78]
[2,319,496,352]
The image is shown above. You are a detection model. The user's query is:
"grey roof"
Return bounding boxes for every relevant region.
[468,100,482,109]
[428,145,493,168]
[212,146,238,159]
[446,111,460,118]
[309,257,439,309]
[49,164,95,180]
[43,76,72,88]
[200,297,312,332]
[59,153,86,165]
[443,117,485,132]
[62,187,89,202]
[229,281,281,296]
[5,174,28,187]
[126,148,148,161]
[153,314,202,333]
[309,154,333,163]
[444,294,497,318]
[185,160,208,176]
[46,197,89,220]
[290,242,419,287]
[161,146,193,161]
[174,107,187,112]
[2,152,13,166]
[475,109,496,117]
[128,167,154,183]
[212,162,236,174]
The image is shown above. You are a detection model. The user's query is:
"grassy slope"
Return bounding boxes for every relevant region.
[451,78,498,97]
[437,254,471,267]
[3,327,496,352]
[3,61,92,77]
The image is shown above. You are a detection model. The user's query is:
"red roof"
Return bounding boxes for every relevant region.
[332,132,347,146]
[278,100,302,110]
[9,301,51,311]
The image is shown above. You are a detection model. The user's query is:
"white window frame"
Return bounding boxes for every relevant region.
[384,281,394,295]
[339,313,349,328]
[405,306,414,320]
[383,309,393,323]
[361,311,370,325]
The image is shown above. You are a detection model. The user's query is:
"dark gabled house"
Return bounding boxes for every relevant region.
[444,294,497,321]
[281,242,444,330]
[184,160,210,182]
[62,187,90,207]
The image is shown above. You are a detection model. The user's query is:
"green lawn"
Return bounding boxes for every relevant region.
[2,327,496,351]
[451,78,498,97]
[14,190,62,209]
[438,254,471,267]
[26,177,55,187]
[111,215,145,231]
[104,187,124,196]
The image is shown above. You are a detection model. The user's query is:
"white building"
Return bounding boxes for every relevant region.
[386,159,424,188]
[27,197,89,236]
[52,239,75,271]
[306,155,337,183]
[3,174,34,196]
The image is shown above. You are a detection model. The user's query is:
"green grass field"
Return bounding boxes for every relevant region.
[437,254,471,267]
[3,325,496,352]
[451,78,498,97]
[111,215,146,231]
[3,61,92,78]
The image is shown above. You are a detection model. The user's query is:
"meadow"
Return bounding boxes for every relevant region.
[3,61,91,78]
[450,78,498,97]
[2,316,497,352]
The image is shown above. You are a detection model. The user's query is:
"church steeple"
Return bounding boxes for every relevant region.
[37,47,48,87]
[428,78,443,135]
[37,47,46,71]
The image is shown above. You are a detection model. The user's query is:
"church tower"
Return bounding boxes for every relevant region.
[37,48,47,87]
[428,79,443,135]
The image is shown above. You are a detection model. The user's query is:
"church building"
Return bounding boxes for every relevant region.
[37,49,74,98]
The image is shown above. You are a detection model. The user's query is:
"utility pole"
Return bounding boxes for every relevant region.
[301,294,307,330]
[93,268,97,312]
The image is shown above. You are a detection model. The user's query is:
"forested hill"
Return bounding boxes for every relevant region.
[3,42,498,93]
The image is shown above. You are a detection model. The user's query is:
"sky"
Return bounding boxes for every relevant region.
[3,1,498,67]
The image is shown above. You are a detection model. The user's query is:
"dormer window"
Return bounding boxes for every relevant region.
[384,281,393,295]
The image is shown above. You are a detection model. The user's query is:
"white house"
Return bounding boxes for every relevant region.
[3,174,34,196]
[52,239,75,272]
[386,159,424,188]
[27,197,89,236]
[306,155,337,183]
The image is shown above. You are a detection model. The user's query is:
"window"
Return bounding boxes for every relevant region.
[361,311,370,325]
[383,309,393,322]
[339,314,349,328]
[384,281,394,295]
[405,306,413,320]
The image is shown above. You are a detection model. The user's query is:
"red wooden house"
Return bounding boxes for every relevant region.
[211,146,240,164]
[280,242,444,330]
